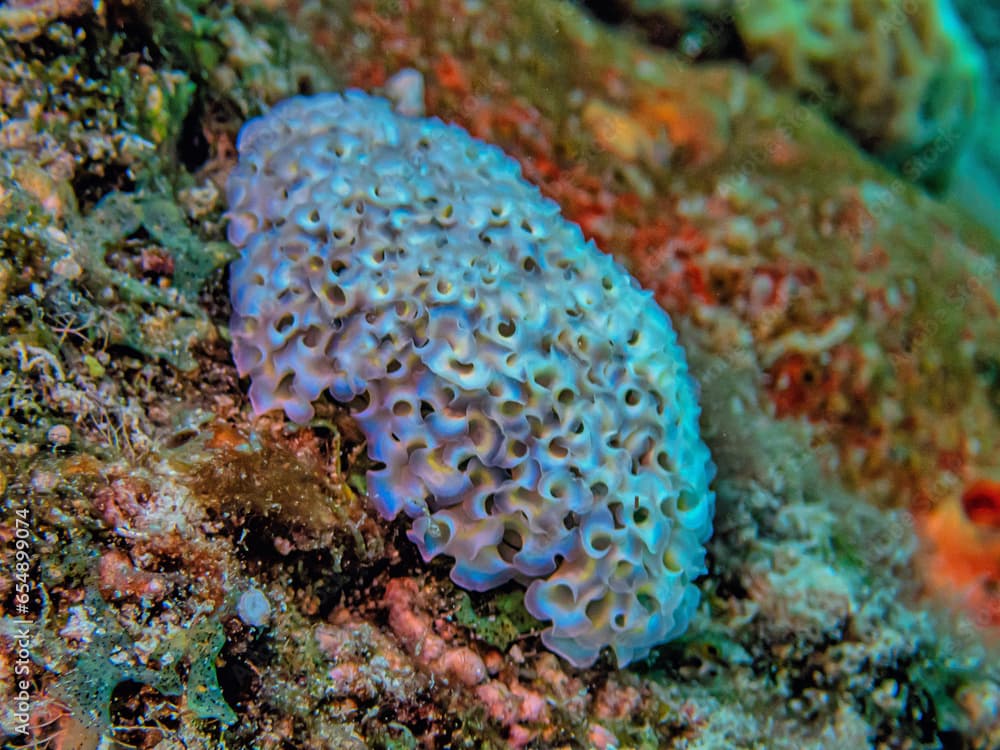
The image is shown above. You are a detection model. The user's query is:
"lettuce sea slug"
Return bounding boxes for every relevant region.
[226,91,716,667]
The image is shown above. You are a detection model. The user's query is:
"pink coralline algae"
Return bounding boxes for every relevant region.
[226,91,715,667]
[384,578,488,687]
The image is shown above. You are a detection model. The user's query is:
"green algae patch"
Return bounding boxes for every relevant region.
[60,189,232,370]
[185,619,238,725]
[75,190,230,299]
[455,590,538,651]
[0,184,229,376]
[146,0,336,114]
[55,595,235,730]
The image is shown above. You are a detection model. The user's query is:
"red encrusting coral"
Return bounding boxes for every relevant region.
[963,480,1000,529]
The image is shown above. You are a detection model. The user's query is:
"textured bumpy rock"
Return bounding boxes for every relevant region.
[226,92,715,667]
[611,0,986,184]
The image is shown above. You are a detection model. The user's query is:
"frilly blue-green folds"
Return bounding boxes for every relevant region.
[227,91,715,667]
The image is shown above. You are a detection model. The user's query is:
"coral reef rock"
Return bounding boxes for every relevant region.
[606,0,987,186]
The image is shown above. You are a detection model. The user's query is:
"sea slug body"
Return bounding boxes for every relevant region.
[226,91,716,667]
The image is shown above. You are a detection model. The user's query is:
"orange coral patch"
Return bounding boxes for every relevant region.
[206,423,250,450]
[919,497,1000,626]
[634,97,723,165]
[434,53,470,95]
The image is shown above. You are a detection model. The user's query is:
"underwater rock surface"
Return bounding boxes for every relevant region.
[599,0,987,187]
[0,0,998,748]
